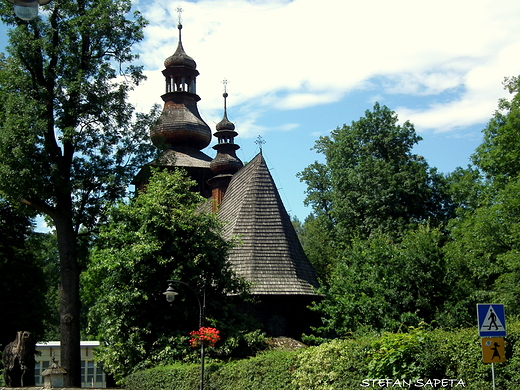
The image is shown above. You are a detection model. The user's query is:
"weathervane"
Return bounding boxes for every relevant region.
[255,135,266,152]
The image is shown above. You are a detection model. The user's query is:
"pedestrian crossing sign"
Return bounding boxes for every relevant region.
[477,304,506,337]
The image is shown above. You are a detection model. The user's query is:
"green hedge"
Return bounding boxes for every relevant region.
[124,362,221,390]
[125,322,520,390]
[208,351,296,390]
[125,352,295,390]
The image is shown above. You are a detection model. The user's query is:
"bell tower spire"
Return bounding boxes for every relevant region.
[149,13,211,151]
[138,13,213,197]
[209,80,243,211]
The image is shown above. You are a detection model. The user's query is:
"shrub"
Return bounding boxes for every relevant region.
[293,337,371,389]
[366,325,431,381]
[125,362,221,390]
[124,351,295,390]
[126,322,520,390]
[208,351,297,390]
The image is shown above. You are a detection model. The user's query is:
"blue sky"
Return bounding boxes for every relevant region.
[127,0,520,221]
[2,0,520,222]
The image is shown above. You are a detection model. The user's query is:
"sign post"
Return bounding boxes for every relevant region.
[477,304,507,390]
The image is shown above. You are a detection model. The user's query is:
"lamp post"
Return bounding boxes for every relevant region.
[5,0,52,21]
[163,280,206,390]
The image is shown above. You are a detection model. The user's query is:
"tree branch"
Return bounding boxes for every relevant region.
[20,197,56,220]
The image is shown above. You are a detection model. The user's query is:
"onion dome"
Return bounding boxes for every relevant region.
[164,24,197,69]
[210,92,243,175]
[216,93,235,132]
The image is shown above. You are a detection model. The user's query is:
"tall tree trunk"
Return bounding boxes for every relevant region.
[55,214,81,387]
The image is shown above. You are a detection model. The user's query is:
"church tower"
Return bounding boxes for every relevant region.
[208,88,243,211]
[134,22,213,197]
[136,17,321,337]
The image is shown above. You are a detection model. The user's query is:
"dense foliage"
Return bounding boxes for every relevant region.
[298,103,452,334]
[125,321,520,390]
[83,169,252,382]
[441,76,520,326]
[298,102,451,241]
[311,226,447,337]
[299,80,520,337]
[0,0,157,383]
[0,201,47,349]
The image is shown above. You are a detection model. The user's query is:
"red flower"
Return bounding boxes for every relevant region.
[189,327,220,347]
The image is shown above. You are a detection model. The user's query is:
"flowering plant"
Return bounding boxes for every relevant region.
[189,327,220,347]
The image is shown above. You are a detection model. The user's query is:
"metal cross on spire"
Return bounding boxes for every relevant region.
[255,135,266,152]
[222,79,229,112]
[176,6,183,25]
[222,78,228,94]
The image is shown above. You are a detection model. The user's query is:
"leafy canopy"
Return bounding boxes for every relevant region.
[83,169,250,382]
[299,102,451,242]
[0,0,157,384]
[443,76,520,323]
[0,0,157,232]
[309,226,447,337]
[299,103,454,337]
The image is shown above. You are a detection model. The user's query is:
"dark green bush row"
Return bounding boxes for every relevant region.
[208,351,296,390]
[125,351,296,390]
[124,362,222,390]
[125,321,520,390]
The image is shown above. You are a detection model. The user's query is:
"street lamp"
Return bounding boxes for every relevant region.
[163,280,206,390]
[5,0,52,21]
[163,284,179,303]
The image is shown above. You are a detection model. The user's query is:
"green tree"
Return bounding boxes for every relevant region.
[473,76,520,184]
[298,103,452,290]
[299,103,451,242]
[442,77,520,325]
[0,1,156,384]
[296,213,337,283]
[83,169,250,383]
[310,225,447,336]
[0,200,48,349]
[443,177,520,326]
[298,104,456,334]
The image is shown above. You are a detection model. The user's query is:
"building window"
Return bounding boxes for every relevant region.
[82,360,106,388]
[34,360,51,385]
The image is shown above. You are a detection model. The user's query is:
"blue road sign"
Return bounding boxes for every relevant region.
[477,304,506,337]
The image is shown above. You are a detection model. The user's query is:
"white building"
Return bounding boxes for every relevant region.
[35,341,106,388]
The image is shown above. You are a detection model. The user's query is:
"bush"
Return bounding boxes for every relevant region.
[124,351,295,390]
[293,337,370,389]
[209,351,297,390]
[125,362,221,390]
[126,322,520,389]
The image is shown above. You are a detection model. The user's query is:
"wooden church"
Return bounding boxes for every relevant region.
[134,23,320,337]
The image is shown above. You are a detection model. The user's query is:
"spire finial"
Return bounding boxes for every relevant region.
[222,79,229,112]
[255,135,266,152]
[176,6,183,26]
[223,78,228,94]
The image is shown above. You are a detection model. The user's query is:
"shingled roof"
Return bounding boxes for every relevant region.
[217,152,320,295]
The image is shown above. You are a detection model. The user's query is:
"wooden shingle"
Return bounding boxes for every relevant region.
[217,153,319,295]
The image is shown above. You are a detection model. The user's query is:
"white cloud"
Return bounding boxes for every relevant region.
[396,41,520,133]
[129,0,520,137]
